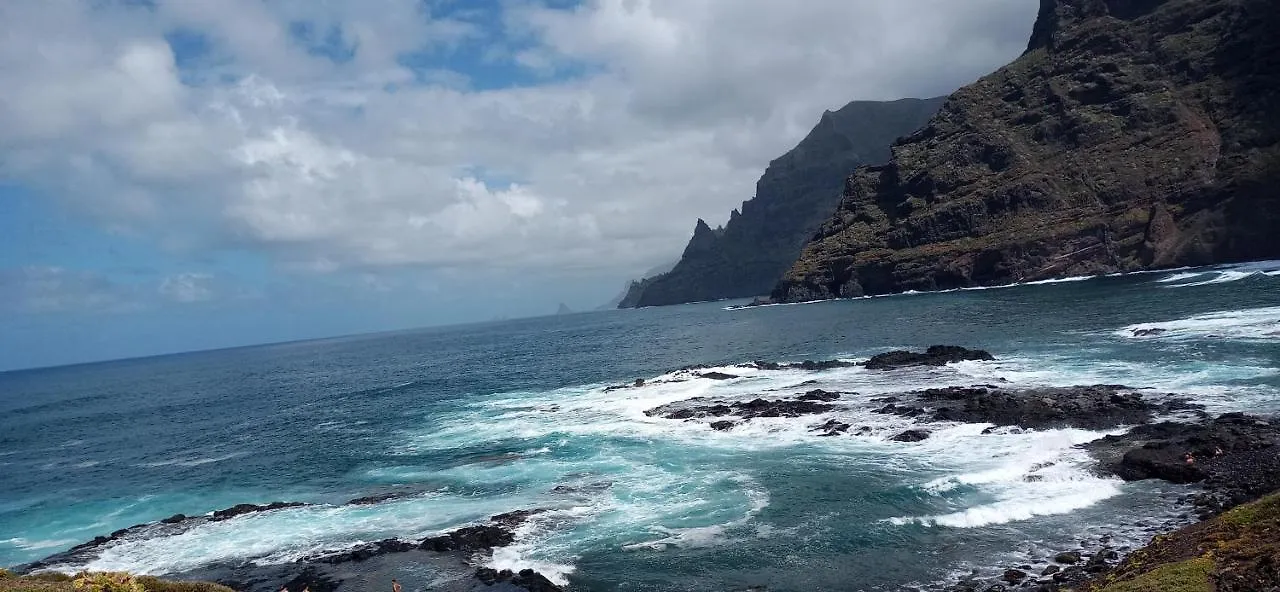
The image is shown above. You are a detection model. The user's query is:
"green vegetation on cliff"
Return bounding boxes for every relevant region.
[1079,493,1280,592]
[773,0,1280,302]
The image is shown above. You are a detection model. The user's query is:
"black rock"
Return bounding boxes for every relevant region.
[864,346,995,370]
[891,430,931,442]
[346,492,416,506]
[646,397,837,424]
[212,502,307,521]
[699,372,740,380]
[1084,413,1280,509]
[1041,564,1061,576]
[1054,551,1081,564]
[711,421,736,431]
[475,568,563,592]
[811,419,851,437]
[1001,569,1027,584]
[895,384,1193,430]
[160,513,187,524]
[797,389,843,402]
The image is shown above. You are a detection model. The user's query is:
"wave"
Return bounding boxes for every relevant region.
[137,452,249,468]
[1117,306,1280,343]
[33,345,1279,582]
[1155,260,1280,288]
[726,275,1103,310]
[1,537,81,552]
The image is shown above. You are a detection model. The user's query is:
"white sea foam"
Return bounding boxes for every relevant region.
[137,452,249,468]
[1156,260,1280,288]
[1117,306,1280,342]
[889,428,1124,528]
[47,341,1280,580]
[79,493,541,575]
[724,275,1100,310]
[2,537,81,551]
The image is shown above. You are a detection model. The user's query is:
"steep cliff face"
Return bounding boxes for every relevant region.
[622,97,945,308]
[772,0,1280,302]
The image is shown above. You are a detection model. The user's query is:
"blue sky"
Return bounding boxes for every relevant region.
[0,0,1037,370]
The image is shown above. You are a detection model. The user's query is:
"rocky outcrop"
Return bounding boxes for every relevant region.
[622,97,945,307]
[773,0,1280,303]
[645,396,838,424]
[1085,413,1280,513]
[863,346,994,370]
[873,384,1200,429]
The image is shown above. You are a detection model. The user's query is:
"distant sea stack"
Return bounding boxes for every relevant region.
[619,97,945,308]
[771,0,1280,303]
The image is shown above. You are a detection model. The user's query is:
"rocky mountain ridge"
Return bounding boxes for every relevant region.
[620,97,945,307]
[770,0,1280,303]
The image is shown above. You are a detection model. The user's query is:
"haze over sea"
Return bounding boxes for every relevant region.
[2,262,1279,591]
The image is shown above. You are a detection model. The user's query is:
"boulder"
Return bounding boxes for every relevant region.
[864,346,995,370]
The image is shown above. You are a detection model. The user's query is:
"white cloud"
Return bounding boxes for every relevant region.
[0,267,142,314]
[0,0,1039,280]
[158,272,217,303]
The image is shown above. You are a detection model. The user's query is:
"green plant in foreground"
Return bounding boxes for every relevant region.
[71,573,144,592]
[1097,556,1213,592]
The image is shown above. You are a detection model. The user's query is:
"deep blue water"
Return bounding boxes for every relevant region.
[2,262,1279,591]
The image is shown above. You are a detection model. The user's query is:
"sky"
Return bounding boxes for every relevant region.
[0,0,1040,371]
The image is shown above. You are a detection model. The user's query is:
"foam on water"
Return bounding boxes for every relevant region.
[725,275,1100,310]
[1117,306,1280,343]
[889,427,1124,528]
[76,493,545,575]
[30,318,1280,582]
[1156,260,1280,288]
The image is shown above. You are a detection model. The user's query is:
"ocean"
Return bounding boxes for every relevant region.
[2,262,1279,591]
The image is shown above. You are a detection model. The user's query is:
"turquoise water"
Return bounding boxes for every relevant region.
[1,262,1278,590]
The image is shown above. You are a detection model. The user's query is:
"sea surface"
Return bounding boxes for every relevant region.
[2,262,1279,591]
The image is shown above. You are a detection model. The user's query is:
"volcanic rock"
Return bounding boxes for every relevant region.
[772,0,1280,303]
[863,346,995,370]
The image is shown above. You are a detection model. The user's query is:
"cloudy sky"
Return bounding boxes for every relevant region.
[0,0,1039,370]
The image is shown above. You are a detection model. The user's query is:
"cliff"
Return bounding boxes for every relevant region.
[772,0,1280,302]
[621,97,945,308]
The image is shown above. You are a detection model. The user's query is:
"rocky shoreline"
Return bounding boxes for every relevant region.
[636,346,1280,591]
[17,501,563,592]
[18,346,1280,591]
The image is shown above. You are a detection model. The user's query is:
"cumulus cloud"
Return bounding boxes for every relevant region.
[158,272,217,303]
[0,0,1039,279]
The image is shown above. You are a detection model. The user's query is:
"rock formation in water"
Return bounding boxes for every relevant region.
[620,97,945,308]
[772,0,1280,303]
